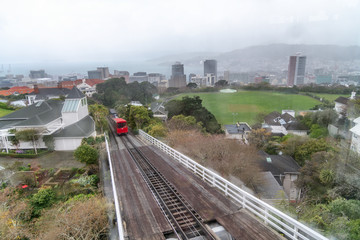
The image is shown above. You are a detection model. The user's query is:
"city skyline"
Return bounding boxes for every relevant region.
[0,0,359,63]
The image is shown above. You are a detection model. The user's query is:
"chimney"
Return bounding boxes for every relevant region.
[33,84,39,94]
[57,81,62,89]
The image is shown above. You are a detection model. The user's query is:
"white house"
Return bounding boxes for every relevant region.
[76,79,105,97]
[350,116,360,154]
[262,111,308,136]
[0,87,95,152]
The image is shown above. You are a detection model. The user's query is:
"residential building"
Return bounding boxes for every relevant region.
[224,123,251,143]
[262,111,308,136]
[26,85,72,105]
[287,54,306,86]
[204,59,217,82]
[350,117,360,154]
[0,86,33,96]
[150,102,168,121]
[76,79,105,97]
[256,152,301,202]
[0,87,95,151]
[169,62,186,88]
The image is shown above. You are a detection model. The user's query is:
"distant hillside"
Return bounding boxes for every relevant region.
[149,44,360,72]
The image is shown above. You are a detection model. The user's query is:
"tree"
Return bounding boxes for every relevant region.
[294,139,331,166]
[248,128,271,149]
[128,106,151,130]
[89,104,109,133]
[148,124,167,138]
[74,144,99,165]
[215,80,228,87]
[187,82,197,89]
[165,96,222,134]
[167,114,202,131]
[15,128,41,154]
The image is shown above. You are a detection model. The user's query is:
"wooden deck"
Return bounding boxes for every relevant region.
[110,135,283,239]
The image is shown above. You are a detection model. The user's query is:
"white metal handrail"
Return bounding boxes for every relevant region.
[139,130,328,240]
[105,133,125,240]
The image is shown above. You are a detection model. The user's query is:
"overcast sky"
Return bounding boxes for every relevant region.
[0,0,359,63]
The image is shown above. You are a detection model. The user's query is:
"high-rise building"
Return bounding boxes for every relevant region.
[188,73,196,83]
[169,62,186,88]
[204,60,217,82]
[29,70,46,79]
[287,55,306,86]
[88,70,103,80]
[113,70,130,83]
[129,72,148,83]
[97,67,110,79]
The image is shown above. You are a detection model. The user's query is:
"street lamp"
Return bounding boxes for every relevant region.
[232,113,238,124]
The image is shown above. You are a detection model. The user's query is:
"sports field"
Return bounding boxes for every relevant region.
[0,109,13,117]
[177,91,321,125]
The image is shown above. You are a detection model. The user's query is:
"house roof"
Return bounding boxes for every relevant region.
[53,115,95,138]
[0,100,63,129]
[85,79,105,87]
[335,96,349,105]
[0,86,33,96]
[257,151,300,176]
[225,124,251,134]
[264,111,281,125]
[350,124,360,135]
[353,117,360,125]
[285,121,308,131]
[31,88,71,100]
[264,111,296,126]
[151,102,168,115]
[254,172,287,200]
[66,86,85,99]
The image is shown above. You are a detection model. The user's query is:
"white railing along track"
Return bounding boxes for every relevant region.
[139,130,328,240]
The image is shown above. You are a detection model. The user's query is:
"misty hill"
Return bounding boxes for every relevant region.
[149,44,360,72]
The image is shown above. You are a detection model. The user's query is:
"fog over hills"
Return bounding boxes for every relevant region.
[149,44,360,73]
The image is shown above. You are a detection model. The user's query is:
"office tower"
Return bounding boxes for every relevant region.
[29,70,46,79]
[188,73,196,83]
[97,67,110,79]
[204,60,217,82]
[287,55,306,86]
[169,62,186,88]
[88,70,103,80]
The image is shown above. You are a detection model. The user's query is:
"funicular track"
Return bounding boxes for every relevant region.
[118,134,217,240]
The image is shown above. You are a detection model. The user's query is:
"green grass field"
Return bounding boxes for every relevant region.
[177,91,321,125]
[0,108,14,117]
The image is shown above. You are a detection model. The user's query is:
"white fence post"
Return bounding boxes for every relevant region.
[105,133,125,240]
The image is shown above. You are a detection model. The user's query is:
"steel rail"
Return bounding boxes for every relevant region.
[121,135,216,240]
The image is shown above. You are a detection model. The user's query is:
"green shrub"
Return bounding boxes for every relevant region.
[30,188,56,217]
[74,145,98,165]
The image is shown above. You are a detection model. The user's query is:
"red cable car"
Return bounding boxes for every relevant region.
[113,118,128,135]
